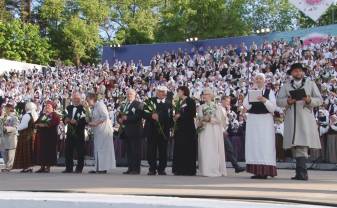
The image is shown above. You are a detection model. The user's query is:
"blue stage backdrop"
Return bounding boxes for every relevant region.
[102,24,337,65]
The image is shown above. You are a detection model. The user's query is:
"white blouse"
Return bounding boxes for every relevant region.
[17,112,38,131]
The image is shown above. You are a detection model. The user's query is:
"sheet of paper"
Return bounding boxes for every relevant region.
[248,90,263,103]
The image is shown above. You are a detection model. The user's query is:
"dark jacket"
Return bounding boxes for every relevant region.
[65,105,87,140]
[143,97,173,138]
[122,100,144,139]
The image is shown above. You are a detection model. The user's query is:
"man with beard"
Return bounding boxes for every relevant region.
[277,63,322,180]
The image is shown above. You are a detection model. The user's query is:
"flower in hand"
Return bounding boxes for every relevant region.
[118,118,124,124]
[64,118,70,124]
[152,113,159,121]
[202,115,211,122]
[122,115,128,121]
[173,113,180,121]
[69,119,77,125]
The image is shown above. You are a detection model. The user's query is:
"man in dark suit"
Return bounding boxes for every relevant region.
[62,92,87,173]
[144,86,173,175]
[119,89,144,175]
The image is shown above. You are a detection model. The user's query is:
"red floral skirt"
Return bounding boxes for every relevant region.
[246,164,277,177]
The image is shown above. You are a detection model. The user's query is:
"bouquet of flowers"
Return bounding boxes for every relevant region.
[67,110,87,138]
[39,114,51,126]
[117,102,129,138]
[84,107,92,123]
[172,98,183,134]
[144,99,167,139]
[15,109,23,120]
[196,103,217,134]
[0,115,7,137]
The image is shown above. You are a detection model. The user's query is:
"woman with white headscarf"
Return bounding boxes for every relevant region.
[197,88,227,177]
[243,73,277,179]
[12,102,39,173]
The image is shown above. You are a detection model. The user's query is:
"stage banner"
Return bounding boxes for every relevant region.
[289,0,335,21]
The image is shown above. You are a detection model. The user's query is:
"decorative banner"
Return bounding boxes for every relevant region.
[301,32,329,45]
[289,0,335,21]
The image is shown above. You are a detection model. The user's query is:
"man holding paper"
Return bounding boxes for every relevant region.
[277,63,322,181]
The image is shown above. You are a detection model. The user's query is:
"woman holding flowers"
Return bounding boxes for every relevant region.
[172,86,197,176]
[197,88,227,177]
[34,101,60,173]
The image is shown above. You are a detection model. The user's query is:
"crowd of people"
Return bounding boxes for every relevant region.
[0,35,336,180]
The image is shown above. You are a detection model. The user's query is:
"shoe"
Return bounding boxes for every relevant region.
[292,157,308,181]
[74,170,82,174]
[97,170,107,174]
[123,170,131,175]
[147,171,156,176]
[291,175,299,180]
[62,170,73,173]
[88,170,97,174]
[44,167,50,173]
[20,169,33,173]
[35,168,45,173]
[1,169,10,173]
[129,171,140,175]
[251,175,268,179]
[235,166,245,173]
[158,171,167,176]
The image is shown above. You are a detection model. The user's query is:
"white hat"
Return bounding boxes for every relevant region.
[156,85,168,92]
[255,73,266,80]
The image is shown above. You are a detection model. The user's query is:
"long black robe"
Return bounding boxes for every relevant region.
[172,97,197,176]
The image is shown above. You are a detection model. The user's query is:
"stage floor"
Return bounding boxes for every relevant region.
[0,167,336,207]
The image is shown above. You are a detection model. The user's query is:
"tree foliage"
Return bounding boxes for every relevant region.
[243,0,299,32]
[0,19,53,64]
[1,0,337,66]
[156,0,250,42]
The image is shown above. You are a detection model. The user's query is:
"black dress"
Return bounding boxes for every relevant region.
[172,97,197,176]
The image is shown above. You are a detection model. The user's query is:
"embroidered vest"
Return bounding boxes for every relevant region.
[248,89,270,114]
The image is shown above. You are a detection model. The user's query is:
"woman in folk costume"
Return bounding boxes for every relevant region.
[243,73,277,179]
[0,104,19,172]
[34,101,61,173]
[13,102,39,173]
[277,63,322,181]
[86,93,116,174]
[197,88,227,177]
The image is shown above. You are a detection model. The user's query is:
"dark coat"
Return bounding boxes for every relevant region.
[143,97,173,139]
[64,105,87,140]
[122,100,144,139]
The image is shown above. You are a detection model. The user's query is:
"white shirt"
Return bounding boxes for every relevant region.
[17,112,38,131]
[72,107,77,119]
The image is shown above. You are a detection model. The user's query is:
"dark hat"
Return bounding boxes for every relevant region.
[287,63,305,75]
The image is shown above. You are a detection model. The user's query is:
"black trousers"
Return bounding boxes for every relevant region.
[224,137,240,169]
[65,136,85,172]
[125,137,141,172]
[147,136,168,172]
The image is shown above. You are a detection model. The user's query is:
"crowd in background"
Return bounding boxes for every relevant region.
[1,35,337,166]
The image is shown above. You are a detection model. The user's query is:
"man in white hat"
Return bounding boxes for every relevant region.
[143,85,173,175]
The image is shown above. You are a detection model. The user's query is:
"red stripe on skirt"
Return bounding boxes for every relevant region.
[246,164,277,177]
